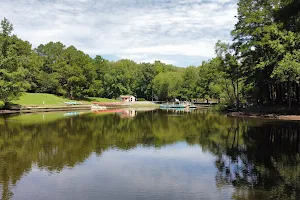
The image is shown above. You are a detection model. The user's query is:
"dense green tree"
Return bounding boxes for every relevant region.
[0,18,31,107]
[272,50,300,108]
[89,55,107,97]
[60,45,95,98]
[135,62,157,100]
[180,66,199,100]
[198,59,223,103]
[215,41,241,108]
[100,59,139,99]
[35,43,96,98]
[152,71,183,100]
[230,0,300,108]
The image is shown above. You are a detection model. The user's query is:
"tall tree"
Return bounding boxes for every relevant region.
[215,41,241,108]
[0,18,30,107]
[152,71,183,101]
[272,50,300,109]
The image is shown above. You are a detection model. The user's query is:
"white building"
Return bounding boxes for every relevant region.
[119,95,136,102]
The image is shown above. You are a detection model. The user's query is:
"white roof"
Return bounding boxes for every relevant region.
[120,95,135,98]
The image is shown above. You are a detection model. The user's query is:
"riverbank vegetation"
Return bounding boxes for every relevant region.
[1,0,300,110]
[0,93,118,109]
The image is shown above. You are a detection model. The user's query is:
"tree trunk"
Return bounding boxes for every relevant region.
[236,77,239,111]
[259,82,264,106]
[277,83,283,104]
[296,83,300,104]
[231,79,238,110]
[288,81,291,109]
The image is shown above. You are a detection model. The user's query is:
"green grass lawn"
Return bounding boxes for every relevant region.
[12,93,72,106]
[86,97,119,102]
[10,93,118,107]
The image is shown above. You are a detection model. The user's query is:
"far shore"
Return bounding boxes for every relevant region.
[227,111,300,121]
[0,101,159,115]
[0,105,91,114]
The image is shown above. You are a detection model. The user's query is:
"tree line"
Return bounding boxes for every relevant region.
[0,17,205,105]
[0,17,223,105]
[199,0,300,109]
[1,0,300,109]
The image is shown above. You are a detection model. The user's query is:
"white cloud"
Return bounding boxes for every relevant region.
[0,0,238,66]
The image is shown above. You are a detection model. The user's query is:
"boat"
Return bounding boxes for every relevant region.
[159,101,197,109]
[64,101,82,105]
[188,105,197,109]
[160,104,185,109]
[90,102,125,110]
[91,104,107,110]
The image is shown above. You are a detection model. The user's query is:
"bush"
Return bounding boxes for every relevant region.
[213,103,228,112]
[0,101,4,109]
[137,98,146,101]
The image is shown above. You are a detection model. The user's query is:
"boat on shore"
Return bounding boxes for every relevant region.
[90,102,125,110]
[91,104,107,110]
[64,101,82,105]
[159,102,197,109]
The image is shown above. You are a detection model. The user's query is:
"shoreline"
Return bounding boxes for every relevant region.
[227,111,300,121]
[0,105,92,114]
[3,104,300,121]
[0,102,159,115]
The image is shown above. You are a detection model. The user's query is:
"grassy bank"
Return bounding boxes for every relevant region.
[86,97,119,102]
[12,93,72,106]
[8,93,118,107]
[0,93,161,114]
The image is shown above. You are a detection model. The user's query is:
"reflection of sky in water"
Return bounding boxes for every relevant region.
[12,143,234,200]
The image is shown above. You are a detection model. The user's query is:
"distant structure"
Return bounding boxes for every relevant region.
[119,95,136,102]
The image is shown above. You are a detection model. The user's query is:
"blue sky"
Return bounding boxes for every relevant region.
[0,0,238,67]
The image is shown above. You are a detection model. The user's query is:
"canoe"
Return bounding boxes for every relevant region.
[159,104,191,109]
[64,101,82,105]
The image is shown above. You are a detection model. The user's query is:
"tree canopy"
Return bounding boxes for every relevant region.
[1,0,300,109]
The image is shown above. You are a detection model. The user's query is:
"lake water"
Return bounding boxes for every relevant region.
[0,109,299,200]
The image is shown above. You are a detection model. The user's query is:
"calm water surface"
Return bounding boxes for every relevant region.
[0,109,300,200]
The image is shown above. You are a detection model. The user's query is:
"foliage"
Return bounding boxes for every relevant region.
[0,17,232,105]
[229,0,300,108]
[0,18,30,107]
[2,1,300,108]
[137,98,146,101]
[152,71,183,101]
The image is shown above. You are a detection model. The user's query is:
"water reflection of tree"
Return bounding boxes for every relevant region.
[213,122,300,200]
[0,111,299,199]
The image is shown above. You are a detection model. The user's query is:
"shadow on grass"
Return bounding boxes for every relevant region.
[0,102,22,110]
[81,97,119,103]
[80,97,95,102]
